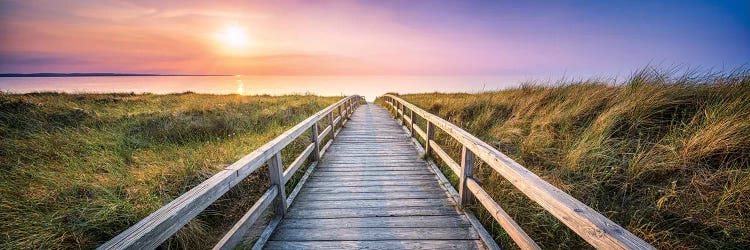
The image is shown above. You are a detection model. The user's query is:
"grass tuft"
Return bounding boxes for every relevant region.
[0,93,339,249]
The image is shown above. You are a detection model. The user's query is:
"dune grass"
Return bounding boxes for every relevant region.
[377,68,750,249]
[0,92,339,249]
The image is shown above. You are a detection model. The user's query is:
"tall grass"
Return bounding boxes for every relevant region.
[0,92,339,249]
[378,68,750,249]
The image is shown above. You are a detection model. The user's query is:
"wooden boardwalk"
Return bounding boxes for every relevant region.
[100,96,653,250]
[265,104,486,249]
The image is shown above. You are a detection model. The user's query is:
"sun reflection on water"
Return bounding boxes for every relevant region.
[236,79,244,95]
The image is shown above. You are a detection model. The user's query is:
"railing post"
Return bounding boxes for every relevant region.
[397,103,402,123]
[425,122,434,157]
[346,99,351,118]
[310,123,321,161]
[328,112,335,140]
[337,104,343,123]
[459,146,475,207]
[409,109,416,136]
[350,97,354,116]
[399,104,405,125]
[267,152,287,216]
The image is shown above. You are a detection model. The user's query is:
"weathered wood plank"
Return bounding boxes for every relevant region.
[318,124,332,139]
[313,170,432,176]
[271,227,479,241]
[285,206,459,219]
[309,174,437,182]
[315,166,429,172]
[296,191,446,201]
[213,186,277,250]
[277,215,471,229]
[267,152,287,216]
[318,162,428,168]
[282,143,315,184]
[264,240,485,250]
[291,198,454,209]
[431,141,461,175]
[467,178,540,250]
[300,185,441,193]
[459,146,475,207]
[303,179,440,187]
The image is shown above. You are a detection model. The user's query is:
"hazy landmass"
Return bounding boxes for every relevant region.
[0,73,231,77]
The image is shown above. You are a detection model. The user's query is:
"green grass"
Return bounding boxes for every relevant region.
[377,68,750,249]
[0,92,340,249]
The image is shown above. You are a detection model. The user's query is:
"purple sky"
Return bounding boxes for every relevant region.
[0,0,748,76]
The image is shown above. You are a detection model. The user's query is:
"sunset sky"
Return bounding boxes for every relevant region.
[1,0,748,76]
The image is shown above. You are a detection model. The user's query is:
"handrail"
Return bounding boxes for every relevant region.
[99,95,365,250]
[381,95,654,250]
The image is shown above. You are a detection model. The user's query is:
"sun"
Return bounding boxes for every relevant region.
[217,24,249,48]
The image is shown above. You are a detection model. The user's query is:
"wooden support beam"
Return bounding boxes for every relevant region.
[459,146,475,207]
[328,112,335,140]
[310,123,321,161]
[410,109,416,136]
[466,178,540,250]
[267,152,287,216]
[425,122,435,157]
[213,187,278,250]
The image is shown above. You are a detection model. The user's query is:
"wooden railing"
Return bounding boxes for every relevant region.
[99,95,365,250]
[381,95,655,250]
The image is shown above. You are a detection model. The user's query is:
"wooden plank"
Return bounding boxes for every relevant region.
[267,152,287,216]
[285,161,318,209]
[431,141,461,175]
[285,206,458,219]
[318,162,427,167]
[316,166,429,172]
[212,187,277,250]
[333,115,341,128]
[309,174,436,182]
[319,138,333,156]
[313,170,432,176]
[467,178,540,250]
[282,143,315,184]
[251,215,282,250]
[327,112,335,140]
[414,124,427,141]
[264,240,485,250]
[301,185,441,194]
[385,94,654,250]
[303,179,439,187]
[270,227,479,241]
[410,109,416,135]
[459,146,475,207]
[291,198,454,209]
[318,124,332,139]
[278,215,471,229]
[310,123,321,161]
[296,191,446,201]
[425,121,435,156]
[97,170,236,249]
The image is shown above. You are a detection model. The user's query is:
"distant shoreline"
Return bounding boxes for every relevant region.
[0,73,232,77]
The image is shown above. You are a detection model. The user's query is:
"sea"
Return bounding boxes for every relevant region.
[0,75,528,101]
